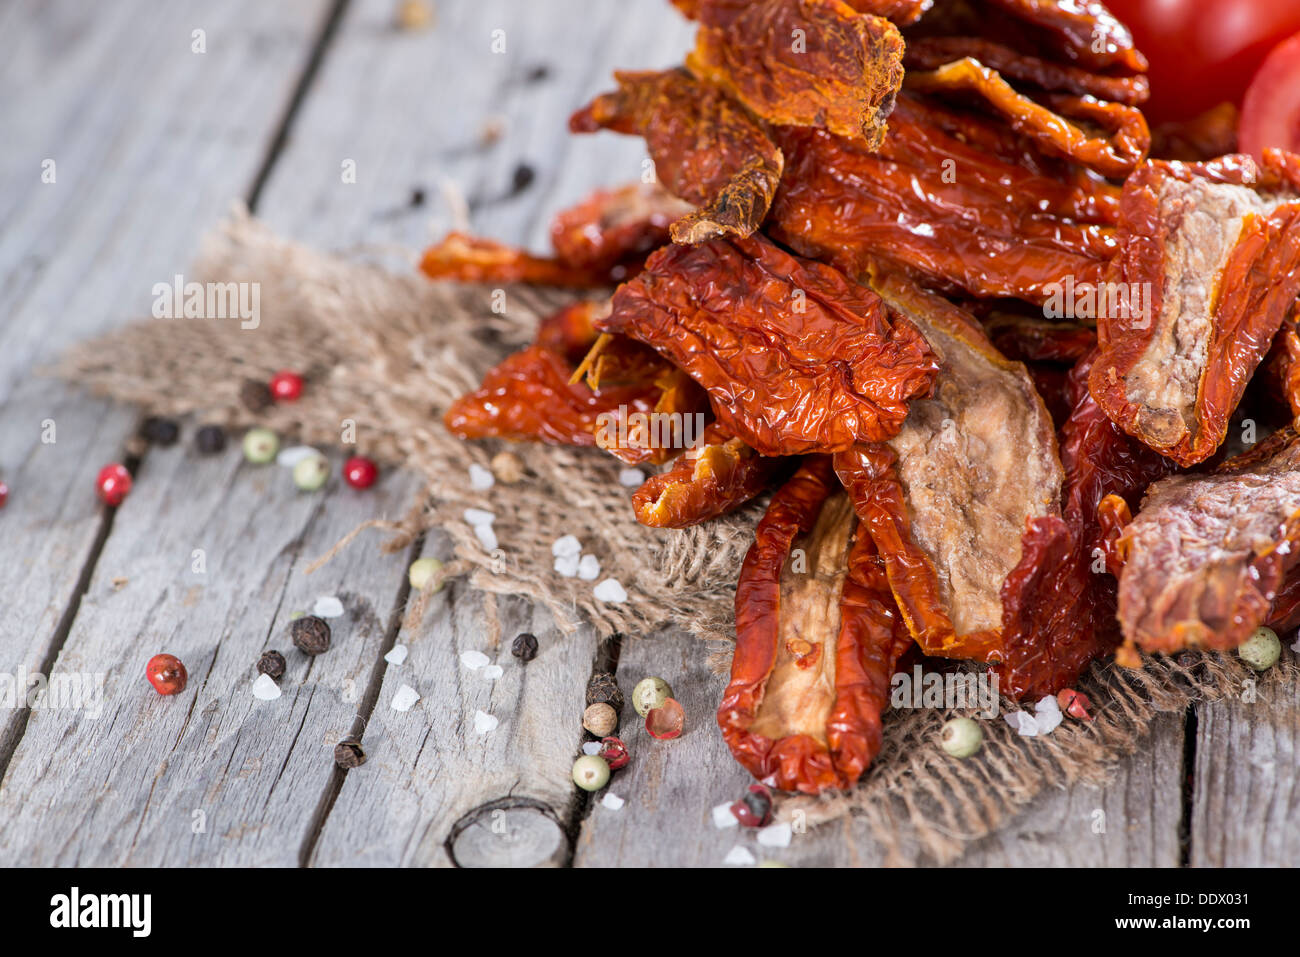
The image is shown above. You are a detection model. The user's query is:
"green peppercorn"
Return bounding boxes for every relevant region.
[408,557,444,592]
[940,717,983,758]
[242,427,279,464]
[572,754,610,791]
[1238,626,1282,671]
[292,453,330,491]
[632,676,673,717]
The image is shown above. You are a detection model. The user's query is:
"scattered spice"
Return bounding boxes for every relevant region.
[242,428,279,465]
[583,702,618,737]
[292,453,330,491]
[392,685,422,712]
[511,632,538,661]
[268,370,304,402]
[252,673,282,701]
[95,463,132,506]
[139,416,180,446]
[586,672,624,712]
[343,456,378,489]
[1239,626,1282,671]
[940,717,983,757]
[645,698,684,739]
[195,424,226,454]
[333,739,366,769]
[730,784,773,827]
[632,676,673,717]
[239,378,273,413]
[598,736,629,770]
[312,595,345,618]
[524,64,550,84]
[291,615,331,655]
[146,654,187,696]
[407,557,444,592]
[572,754,610,791]
[511,163,536,195]
[490,451,525,484]
[256,650,287,680]
[1057,688,1093,721]
[394,0,433,30]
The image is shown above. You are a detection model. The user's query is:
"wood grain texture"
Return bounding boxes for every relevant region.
[1190,672,1300,867]
[0,439,423,865]
[0,0,329,765]
[573,630,1188,867]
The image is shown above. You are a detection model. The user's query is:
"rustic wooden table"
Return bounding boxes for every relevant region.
[1,0,1293,868]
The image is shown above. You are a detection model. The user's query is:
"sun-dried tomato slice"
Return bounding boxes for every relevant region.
[1089,156,1300,467]
[684,0,904,148]
[419,233,613,287]
[836,279,1063,662]
[569,69,784,244]
[718,457,909,793]
[769,94,1119,304]
[631,424,785,528]
[598,235,939,455]
[549,182,693,274]
[1116,426,1300,656]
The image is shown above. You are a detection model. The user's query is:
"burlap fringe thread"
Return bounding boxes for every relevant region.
[53,208,1298,865]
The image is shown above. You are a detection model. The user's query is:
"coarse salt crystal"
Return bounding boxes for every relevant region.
[474,710,498,734]
[391,684,421,712]
[469,463,495,490]
[601,793,625,811]
[474,523,498,551]
[554,553,580,578]
[460,650,490,670]
[723,846,756,867]
[551,534,582,558]
[1035,708,1063,735]
[312,595,345,619]
[275,446,319,468]
[618,468,646,487]
[1005,711,1039,736]
[252,673,281,701]
[384,645,408,665]
[482,664,503,680]
[712,802,739,829]
[577,554,601,581]
[757,822,792,848]
[593,578,628,603]
[463,507,495,527]
[582,741,602,756]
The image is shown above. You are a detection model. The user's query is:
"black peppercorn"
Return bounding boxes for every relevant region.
[240,378,273,413]
[511,163,536,195]
[195,424,227,454]
[291,615,331,655]
[257,649,287,680]
[139,415,180,446]
[586,672,623,712]
[333,739,366,769]
[512,632,539,662]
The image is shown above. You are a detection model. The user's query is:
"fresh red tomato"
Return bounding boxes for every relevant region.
[1104,0,1300,123]
[1240,31,1300,157]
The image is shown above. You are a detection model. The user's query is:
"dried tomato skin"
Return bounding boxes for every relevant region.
[599,235,939,456]
[631,424,785,528]
[1089,157,1300,467]
[569,69,783,244]
[994,351,1173,698]
[419,232,613,288]
[684,0,905,149]
[983,314,1096,365]
[718,457,908,793]
[768,96,1118,304]
[549,183,691,274]
[535,300,603,364]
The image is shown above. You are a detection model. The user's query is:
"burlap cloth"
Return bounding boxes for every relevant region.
[54,208,1298,864]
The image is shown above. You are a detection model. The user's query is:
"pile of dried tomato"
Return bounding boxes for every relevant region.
[425,0,1300,795]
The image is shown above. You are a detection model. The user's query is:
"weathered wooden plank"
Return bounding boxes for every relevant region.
[0,0,330,766]
[572,630,1187,867]
[0,437,424,865]
[258,0,697,865]
[1190,674,1300,867]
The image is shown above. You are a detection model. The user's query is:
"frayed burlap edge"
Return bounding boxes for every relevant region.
[51,208,1294,864]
